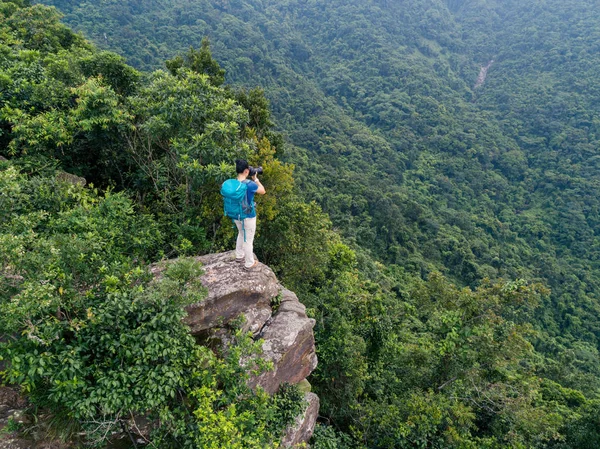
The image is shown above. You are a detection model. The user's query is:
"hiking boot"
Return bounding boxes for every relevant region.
[243,260,259,271]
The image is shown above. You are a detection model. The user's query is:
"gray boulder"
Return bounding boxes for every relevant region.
[56,172,86,186]
[281,393,320,448]
[184,251,278,335]
[150,251,278,336]
[250,288,318,395]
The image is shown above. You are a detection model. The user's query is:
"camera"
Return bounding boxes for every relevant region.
[248,166,263,176]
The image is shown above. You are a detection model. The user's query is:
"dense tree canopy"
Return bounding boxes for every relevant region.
[1,0,600,447]
[40,0,600,400]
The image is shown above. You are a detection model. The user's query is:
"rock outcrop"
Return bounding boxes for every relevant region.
[250,288,318,395]
[56,172,86,186]
[154,251,320,445]
[282,393,320,448]
[474,59,494,89]
[183,251,279,335]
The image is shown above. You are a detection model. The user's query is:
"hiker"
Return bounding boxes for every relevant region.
[220,159,266,270]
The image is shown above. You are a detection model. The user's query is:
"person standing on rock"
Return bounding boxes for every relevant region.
[220,159,266,270]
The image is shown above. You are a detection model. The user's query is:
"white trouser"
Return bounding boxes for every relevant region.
[234,217,256,268]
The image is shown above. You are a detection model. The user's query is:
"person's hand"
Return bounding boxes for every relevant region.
[252,174,259,182]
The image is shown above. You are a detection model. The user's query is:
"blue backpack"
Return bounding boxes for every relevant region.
[221,179,254,221]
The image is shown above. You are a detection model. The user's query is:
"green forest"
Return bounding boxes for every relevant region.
[1,0,600,447]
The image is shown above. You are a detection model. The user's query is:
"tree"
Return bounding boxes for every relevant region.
[166,37,226,87]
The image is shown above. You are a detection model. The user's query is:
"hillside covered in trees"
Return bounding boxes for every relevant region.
[1,0,600,447]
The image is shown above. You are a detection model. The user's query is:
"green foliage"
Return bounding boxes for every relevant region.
[3,3,85,53]
[166,38,226,87]
[311,424,355,449]
[41,0,600,366]
[256,198,333,289]
[269,383,306,436]
[150,330,304,449]
[3,416,24,433]
[550,400,600,449]
[5,1,600,447]
[0,3,137,182]
[295,240,596,447]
